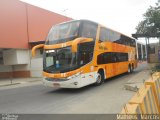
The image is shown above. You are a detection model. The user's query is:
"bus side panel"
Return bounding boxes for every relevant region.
[105,64,114,78]
[115,62,128,75]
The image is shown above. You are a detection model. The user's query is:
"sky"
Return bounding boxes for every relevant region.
[21,0,158,43]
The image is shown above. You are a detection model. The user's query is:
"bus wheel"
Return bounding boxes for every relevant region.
[128,65,132,73]
[95,71,104,86]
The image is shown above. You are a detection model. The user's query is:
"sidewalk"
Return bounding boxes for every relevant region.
[124,62,152,91]
[124,70,150,91]
[0,77,42,87]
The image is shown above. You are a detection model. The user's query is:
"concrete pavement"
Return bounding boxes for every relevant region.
[0,77,42,86]
[124,62,151,91]
[0,73,136,114]
[0,77,42,90]
[0,62,151,114]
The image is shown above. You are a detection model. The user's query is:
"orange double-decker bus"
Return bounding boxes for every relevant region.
[32,20,137,88]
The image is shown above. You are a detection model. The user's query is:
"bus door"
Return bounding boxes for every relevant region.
[105,64,114,78]
[103,52,115,78]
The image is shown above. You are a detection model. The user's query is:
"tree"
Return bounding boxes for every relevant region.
[136,0,160,37]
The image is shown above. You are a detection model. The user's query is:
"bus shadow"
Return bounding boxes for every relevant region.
[47,84,96,94]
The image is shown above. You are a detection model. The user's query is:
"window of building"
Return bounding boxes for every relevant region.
[149,46,155,54]
[0,51,3,64]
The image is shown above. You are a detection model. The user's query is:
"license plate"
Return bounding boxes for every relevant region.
[53,83,60,87]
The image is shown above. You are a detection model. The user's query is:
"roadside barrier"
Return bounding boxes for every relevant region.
[145,72,160,113]
[121,72,160,115]
[129,85,159,114]
[121,103,142,114]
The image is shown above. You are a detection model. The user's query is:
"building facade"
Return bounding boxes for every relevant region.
[0,0,72,78]
[136,42,147,61]
[148,43,160,63]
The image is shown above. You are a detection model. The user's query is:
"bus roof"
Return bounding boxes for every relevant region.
[53,19,98,26]
[53,19,136,40]
[99,24,136,40]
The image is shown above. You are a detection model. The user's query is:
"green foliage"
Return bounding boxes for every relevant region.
[136,0,160,37]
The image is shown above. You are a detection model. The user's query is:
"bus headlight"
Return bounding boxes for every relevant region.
[75,72,81,77]
[68,71,82,79]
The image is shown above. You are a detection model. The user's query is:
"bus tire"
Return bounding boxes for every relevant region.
[95,70,104,86]
[128,65,132,74]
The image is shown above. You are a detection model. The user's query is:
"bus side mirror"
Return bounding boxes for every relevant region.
[31,44,44,57]
[72,38,93,53]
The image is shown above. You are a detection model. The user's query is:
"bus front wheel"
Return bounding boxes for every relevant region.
[95,70,104,86]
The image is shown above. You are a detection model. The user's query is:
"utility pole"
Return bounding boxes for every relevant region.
[10,65,13,84]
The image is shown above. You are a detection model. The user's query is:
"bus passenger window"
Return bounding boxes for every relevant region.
[97,54,104,64]
[69,22,80,36]
[99,27,108,42]
[80,22,97,40]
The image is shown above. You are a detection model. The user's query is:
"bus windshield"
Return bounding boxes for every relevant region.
[43,46,78,73]
[46,21,80,44]
[43,41,94,73]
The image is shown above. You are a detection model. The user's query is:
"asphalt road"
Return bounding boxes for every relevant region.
[0,63,149,114]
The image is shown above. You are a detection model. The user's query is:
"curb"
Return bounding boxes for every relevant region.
[0,83,20,87]
[0,79,41,87]
[28,79,41,83]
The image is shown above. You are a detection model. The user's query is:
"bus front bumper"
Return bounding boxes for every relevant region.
[42,72,97,88]
[42,76,83,88]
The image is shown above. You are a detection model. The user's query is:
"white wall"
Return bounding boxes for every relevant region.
[0,65,12,72]
[17,49,30,64]
[3,49,29,65]
[1,49,43,77]
[0,49,30,73]
[13,64,30,71]
[30,57,43,77]
[3,49,17,65]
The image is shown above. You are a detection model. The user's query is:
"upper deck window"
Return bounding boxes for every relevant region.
[46,21,80,44]
[99,27,136,47]
[80,21,98,40]
[45,20,98,45]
